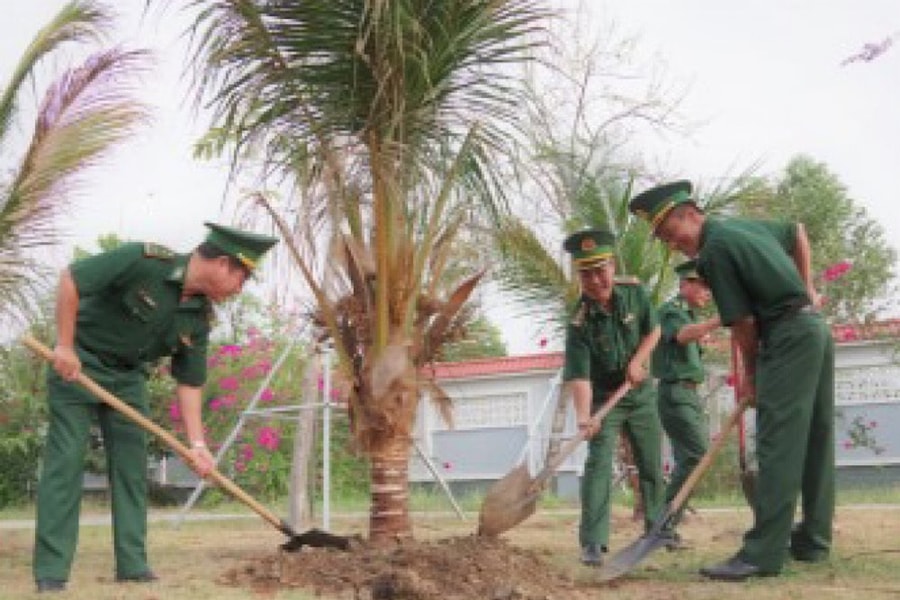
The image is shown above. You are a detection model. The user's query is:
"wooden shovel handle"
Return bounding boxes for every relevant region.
[669,393,753,513]
[531,381,633,490]
[23,335,290,535]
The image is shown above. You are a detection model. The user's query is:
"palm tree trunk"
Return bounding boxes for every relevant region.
[369,435,413,541]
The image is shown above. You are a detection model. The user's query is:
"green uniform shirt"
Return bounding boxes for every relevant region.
[696,218,808,327]
[563,281,658,392]
[651,295,705,383]
[70,242,212,385]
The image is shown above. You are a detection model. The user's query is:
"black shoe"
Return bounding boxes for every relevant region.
[789,525,829,563]
[36,579,67,593]
[116,570,159,583]
[699,555,763,581]
[580,543,603,566]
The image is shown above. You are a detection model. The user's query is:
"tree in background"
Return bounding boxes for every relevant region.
[0,0,148,508]
[438,315,507,363]
[489,3,757,340]
[736,155,897,322]
[177,0,547,541]
[0,0,148,326]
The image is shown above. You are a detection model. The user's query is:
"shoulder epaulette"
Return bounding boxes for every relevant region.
[143,243,175,260]
[614,275,641,285]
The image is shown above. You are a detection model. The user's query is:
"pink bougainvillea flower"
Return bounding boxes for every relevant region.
[240,444,254,461]
[260,388,275,402]
[219,376,240,391]
[823,260,853,282]
[256,426,280,451]
[241,365,262,379]
[209,398,223,412]
[235,461,247,473]
[218,344,243,358]
[221,393,238,407]
[169,402,181,422]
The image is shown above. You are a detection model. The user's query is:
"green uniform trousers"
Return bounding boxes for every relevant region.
[658,381,708,521]
[33,350,151,582]
[738,312,835,573]
[580,382,664,548]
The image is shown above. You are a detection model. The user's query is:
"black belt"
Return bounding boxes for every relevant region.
[79,345,141,370]
[759,303,817,337]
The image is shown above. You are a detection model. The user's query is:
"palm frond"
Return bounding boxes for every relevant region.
[0,0,110,144]
[0,47,150,319]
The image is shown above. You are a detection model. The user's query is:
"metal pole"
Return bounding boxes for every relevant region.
[321,343,333,530]
[413,441,465,519]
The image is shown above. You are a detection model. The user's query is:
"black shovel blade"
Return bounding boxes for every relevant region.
[281,527,352,552]
[597,506,675,582]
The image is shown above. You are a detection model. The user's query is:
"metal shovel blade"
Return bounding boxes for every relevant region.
[477,464,541,536]
[597,523,672,582]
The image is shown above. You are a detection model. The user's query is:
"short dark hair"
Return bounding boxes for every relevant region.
[196,241,250,276]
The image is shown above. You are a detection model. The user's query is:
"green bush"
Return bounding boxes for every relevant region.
[0,431,42,507]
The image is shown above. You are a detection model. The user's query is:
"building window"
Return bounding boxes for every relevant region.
[836,365,900,405]
[433,392,528,430]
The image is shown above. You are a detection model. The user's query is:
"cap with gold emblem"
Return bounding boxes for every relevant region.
[628,180,694,231]
[563,229,616,271]
[203,222,278,272]
[674,259,701,281]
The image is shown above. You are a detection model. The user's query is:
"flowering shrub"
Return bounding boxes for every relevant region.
[152,327,308,501]
[840,414,885,455]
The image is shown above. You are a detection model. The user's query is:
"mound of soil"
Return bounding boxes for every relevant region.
[220,534,590,599]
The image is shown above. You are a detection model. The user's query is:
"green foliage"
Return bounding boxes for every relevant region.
[735,155,897,321]
[0,1,148,325]
[0,432,43,508]
[439,315,507,362]
[0,317,53,507]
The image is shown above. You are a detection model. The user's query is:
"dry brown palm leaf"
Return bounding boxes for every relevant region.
[419,378,454,430]
[419,270,485,358]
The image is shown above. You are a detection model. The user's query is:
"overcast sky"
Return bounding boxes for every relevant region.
[2,1,898,353]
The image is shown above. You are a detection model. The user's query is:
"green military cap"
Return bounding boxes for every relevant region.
[674,259,701,281]
[204,222,278,272]
[563,229,615,271]
[628,180,694,231]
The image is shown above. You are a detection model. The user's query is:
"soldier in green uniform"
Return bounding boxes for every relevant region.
[33,223,277,593]
[629,181,834,581]
[561,229,664,566]
[651,259,720,546]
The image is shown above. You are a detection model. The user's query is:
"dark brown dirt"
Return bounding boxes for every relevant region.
[219,534,594,599]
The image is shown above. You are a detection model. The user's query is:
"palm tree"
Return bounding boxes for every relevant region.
[180,0,547,541]
[0,0,148,323]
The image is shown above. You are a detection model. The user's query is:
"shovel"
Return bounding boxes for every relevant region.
[597,394,753,582]
[732,340,757,505]
[478,381,632,537]
[23,335,349,553]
